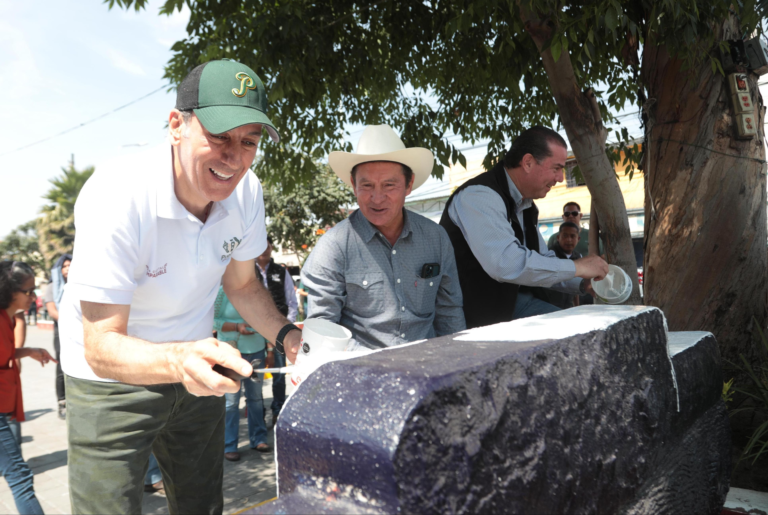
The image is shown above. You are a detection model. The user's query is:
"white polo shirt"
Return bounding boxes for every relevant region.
[59,143,267,382]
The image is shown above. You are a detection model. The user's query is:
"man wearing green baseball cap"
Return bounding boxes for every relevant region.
[59,59,302,514]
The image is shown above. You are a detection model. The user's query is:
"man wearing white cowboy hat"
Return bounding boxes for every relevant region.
[300,125,465,349]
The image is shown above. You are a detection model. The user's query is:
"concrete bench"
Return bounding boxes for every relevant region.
[252,305,730,514]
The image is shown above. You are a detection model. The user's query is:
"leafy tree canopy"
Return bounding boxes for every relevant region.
[107,0,764,188]
[37,163,94,270]
[0,220,47,277]
[263,165,355,262]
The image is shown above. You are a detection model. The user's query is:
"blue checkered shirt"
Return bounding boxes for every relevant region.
[301,209,466,349]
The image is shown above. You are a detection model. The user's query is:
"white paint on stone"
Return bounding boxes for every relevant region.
[275,336,430,490]
[725,487,768,514]
[275,306,714,486]
[454,305,682,412]
[454,305,657,342]
[660,315,680,413]
[667,331,712,357]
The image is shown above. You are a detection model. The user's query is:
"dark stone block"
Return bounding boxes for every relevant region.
[251,306,730,514]
[622,332,731,515]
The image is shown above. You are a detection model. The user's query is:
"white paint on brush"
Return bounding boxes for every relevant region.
[660,315,680,412]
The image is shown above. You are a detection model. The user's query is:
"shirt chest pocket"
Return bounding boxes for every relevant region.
[346,272,387,318]
[405,273,443,316]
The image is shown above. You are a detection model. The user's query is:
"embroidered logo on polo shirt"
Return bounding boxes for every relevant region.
[271,273,281,282]
[146,264,168,278]
[221,237,242,261]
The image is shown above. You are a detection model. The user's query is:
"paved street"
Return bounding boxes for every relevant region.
[0,325,278,514]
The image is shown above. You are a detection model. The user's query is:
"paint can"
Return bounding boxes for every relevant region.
[290,319,352,387]
[297,319,353,358]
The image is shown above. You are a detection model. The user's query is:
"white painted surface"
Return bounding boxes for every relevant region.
[454,305,657,342]
[454,305,681,411]
[725,487,768,514]
[667,331,712,357]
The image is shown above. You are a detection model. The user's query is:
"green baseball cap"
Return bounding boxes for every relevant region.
[175,59,279,142]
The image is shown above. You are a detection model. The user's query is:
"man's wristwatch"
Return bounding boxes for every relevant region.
[274,323,300,355]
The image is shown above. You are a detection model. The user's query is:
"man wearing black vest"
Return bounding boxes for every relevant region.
[255,236,298,423]
[439,126,608,329]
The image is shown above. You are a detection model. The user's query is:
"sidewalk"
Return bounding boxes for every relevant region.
[0,325,277,514]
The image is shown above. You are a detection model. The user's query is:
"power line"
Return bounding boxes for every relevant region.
[0,85,168,157]
[612,110,640,120]
[657,136,766,165]
[455,142,491,152]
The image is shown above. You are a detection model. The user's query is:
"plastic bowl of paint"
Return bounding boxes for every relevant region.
[591,265,633,304]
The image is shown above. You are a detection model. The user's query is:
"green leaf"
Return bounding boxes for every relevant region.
[551,36,562,63]
[605,5,618,33]
[714,57,725,76]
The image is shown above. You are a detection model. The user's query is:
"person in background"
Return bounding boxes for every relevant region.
[0,261,57,515]
[10,311,26,450]
[214,284,271,461]
[552,222,582,260]
[546,203,601,305]
[26,295,37,326]
[36,295,43,320]
[546,202,604,258]
[296,279,309,321]
[13,312,25,361]
[255,237,298,425]
[543,222,583,309]
[44,254,71,420]
[143,453,164,496]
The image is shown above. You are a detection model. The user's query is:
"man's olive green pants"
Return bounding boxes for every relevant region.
[65,375,226,515]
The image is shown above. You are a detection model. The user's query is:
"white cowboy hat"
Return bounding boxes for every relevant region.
[328,124,434,190]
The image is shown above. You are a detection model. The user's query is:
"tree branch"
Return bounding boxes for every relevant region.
[584,88,607,146]
[519,0,643,304]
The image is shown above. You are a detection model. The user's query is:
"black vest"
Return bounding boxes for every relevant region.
[439,162,542,329]
[256,259,288,316]
[551,242,582,261]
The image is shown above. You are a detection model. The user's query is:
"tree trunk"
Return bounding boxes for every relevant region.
[642,29,767,369]
[520,7,642,304]
[589,200,600,256]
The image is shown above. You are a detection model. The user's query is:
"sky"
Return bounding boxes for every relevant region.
[0,0,190,238]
